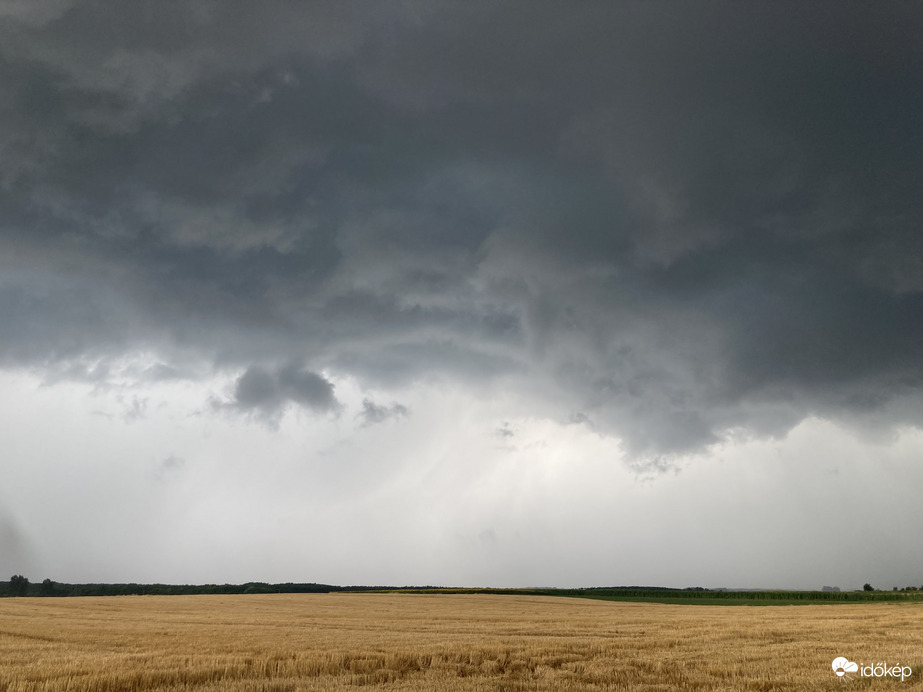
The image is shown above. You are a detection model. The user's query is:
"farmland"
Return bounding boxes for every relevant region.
[1,593,921,691]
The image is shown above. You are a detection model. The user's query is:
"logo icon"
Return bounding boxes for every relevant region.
[833,657,859,680]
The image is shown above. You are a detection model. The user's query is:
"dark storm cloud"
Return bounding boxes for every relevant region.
[232,364,338,417]
[1,1,922,458]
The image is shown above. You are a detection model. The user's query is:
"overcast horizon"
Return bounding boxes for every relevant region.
[1,1,922,592]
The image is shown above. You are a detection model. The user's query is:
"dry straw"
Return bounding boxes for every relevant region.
[1,593,921,690]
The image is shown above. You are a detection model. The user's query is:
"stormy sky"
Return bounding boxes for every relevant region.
[1,1,922,590]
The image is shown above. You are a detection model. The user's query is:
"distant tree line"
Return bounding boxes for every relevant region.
[3,576,923,601]
[0,576,338,597]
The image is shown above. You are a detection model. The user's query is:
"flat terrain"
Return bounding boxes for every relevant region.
[0,593,921,691]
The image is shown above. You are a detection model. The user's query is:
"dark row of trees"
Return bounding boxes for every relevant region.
[1,576,338,597]
[5,576,922,600]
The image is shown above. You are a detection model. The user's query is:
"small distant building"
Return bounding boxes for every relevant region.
[821,586,840,592]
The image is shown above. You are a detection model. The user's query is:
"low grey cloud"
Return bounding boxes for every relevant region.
[152,454,186,482]
[494,423,514,439]
[120,395,147,423]
[358,399,409,427]
[232,364,338,418]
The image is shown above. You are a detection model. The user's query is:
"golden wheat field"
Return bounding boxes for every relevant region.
[0,593,921,691]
